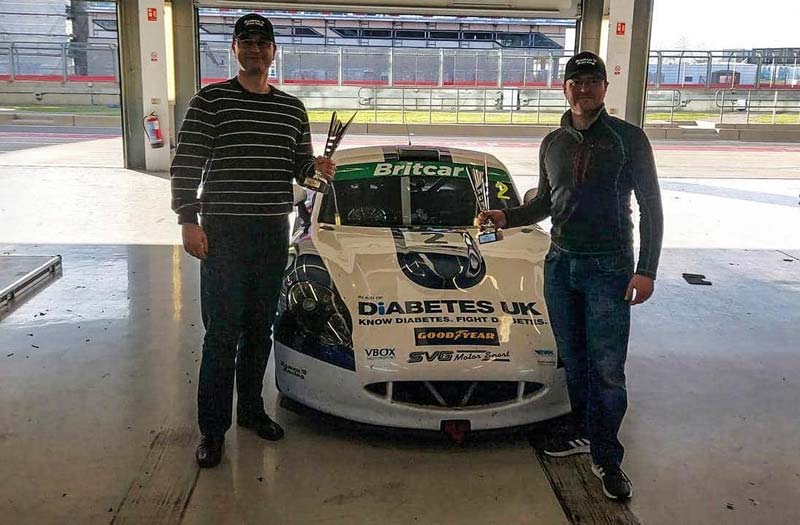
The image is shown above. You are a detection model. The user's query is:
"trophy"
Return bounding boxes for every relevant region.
[468,164,503,244]
[303,111,356,194]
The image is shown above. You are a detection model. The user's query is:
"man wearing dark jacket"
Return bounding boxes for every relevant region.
[170,13,335,469]
[480,51,663,500]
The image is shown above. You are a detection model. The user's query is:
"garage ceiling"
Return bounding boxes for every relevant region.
[194,0,580,18]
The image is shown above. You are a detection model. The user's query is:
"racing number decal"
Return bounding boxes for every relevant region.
[423,232,448,244]
[495,181,510,200]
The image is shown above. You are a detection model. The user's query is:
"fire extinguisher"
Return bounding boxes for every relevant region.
[143,112,164,149]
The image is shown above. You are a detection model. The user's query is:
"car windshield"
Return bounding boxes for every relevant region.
[318,167,520,228]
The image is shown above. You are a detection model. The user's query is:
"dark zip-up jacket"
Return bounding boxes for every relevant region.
[505,108,663,279]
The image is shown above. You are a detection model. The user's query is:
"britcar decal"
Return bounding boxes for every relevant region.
[333,161,512,182]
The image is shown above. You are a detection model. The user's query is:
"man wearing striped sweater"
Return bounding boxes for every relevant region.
[170,13,336,469]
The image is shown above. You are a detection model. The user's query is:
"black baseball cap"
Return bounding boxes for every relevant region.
[233,13,275,42]
[564,51,607,81]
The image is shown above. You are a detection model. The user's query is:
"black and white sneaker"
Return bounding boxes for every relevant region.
[591,464,633,500]
[542,436,591,457]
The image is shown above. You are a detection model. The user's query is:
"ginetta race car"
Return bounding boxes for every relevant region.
[274,145,569,432]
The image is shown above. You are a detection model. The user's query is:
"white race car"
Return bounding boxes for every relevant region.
[275,145,569,437]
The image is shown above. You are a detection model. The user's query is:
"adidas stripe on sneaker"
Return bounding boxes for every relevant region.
[591,464,633,500]
[543,437,591,457]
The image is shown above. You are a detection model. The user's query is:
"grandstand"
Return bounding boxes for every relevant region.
[0,3,797,90]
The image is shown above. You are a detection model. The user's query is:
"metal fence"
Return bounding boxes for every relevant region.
[202,45,800,90]
[298,87,800,125]
[343,87,570,124]
[649,50,800,90]
[3,41,797,90]
[714,89,800,124]
[2,40,799,125]
[0,42,118,82]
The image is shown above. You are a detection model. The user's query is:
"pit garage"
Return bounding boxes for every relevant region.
[1,1,798,524]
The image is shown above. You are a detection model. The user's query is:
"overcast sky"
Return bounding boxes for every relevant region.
[650,0,799,50]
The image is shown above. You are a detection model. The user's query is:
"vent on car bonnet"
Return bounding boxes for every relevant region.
[364,381,544,408]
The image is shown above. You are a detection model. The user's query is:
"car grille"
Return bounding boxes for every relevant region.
[364,381,544,408]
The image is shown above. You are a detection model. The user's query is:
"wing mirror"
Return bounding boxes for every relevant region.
[523,188,538,204]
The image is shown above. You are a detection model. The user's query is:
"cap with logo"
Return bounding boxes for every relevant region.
[233,13,275,42]
[564,51,607,81]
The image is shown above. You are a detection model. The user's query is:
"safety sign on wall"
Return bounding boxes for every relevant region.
[616,22,626,36]
[147,8,157,22]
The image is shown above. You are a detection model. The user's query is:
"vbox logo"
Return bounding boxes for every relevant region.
[365,348,396,360]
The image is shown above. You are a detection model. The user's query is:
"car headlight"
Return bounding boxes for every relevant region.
[287,281,352,346]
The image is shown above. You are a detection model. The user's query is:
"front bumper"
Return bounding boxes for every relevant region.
[275,342,570,431]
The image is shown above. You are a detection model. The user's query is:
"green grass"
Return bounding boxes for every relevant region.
[646,111,717,122]
[646,111,800,124]
[750,113,800,124]
[3,104,798,125]
[307,109,564,125]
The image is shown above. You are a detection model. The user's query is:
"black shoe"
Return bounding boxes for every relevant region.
[542,436,591,457]
[196,435,224,468]
[238,412,285,441]
[591,464,633,500]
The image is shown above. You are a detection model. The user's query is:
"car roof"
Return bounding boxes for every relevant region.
[332,145,510,172]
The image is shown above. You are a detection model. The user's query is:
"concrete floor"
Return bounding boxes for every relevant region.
[1,132,799,524]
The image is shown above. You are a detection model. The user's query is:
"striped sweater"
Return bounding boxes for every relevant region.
[170,78,316,224]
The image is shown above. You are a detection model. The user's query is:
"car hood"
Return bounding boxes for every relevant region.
[301,224,558,380]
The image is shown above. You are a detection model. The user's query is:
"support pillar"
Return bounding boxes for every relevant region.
[172,0,199,136]
[578,0,604,55]
[118,1,145,170]
[118,1,172,171]
[604,0,654,125]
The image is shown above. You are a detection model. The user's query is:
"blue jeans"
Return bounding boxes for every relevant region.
[544,244,633,468]
[198,216,289,437]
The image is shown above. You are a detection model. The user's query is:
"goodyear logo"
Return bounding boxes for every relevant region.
[414,327,499,347]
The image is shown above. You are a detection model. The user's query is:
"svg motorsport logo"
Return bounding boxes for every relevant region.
[414,327,499,346]
[408,349,510,363]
